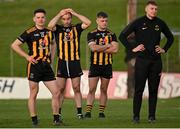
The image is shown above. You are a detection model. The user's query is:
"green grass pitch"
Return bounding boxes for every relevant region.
[0,98,179,128]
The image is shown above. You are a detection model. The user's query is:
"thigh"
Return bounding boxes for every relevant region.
[29,80,39,94]
[148,60,162,90]
[88,77,99,91]
[56,77,67,89]
[134,58,149,91]
[44,80,59,95]
[71,77,81,88]
[100,77,110,90]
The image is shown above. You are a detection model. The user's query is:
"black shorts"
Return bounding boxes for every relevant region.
[88,64,112,79]
[27,61,56,82]
[56,59,83,78]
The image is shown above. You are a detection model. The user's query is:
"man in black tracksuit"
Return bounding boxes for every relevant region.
[119,0,174,123]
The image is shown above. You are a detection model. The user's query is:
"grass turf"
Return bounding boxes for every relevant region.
[0,98,179,128]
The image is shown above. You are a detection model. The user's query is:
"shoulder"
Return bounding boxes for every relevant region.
[25,26,37,34]
[155,17,166,24]
[89,28,98,34]
[106,29,115,35]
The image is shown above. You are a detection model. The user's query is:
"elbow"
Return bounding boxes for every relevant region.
[11,43,15,50]
[86,20,92,28]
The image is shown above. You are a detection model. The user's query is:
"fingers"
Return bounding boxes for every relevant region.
[155,45,165,53]
[132,44,145,52]
[27,56,38,64]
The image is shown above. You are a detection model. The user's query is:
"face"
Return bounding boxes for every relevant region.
[61,13,72,27]
[33,12,46,27]
[145,4,158,19]
[96,17,108,30]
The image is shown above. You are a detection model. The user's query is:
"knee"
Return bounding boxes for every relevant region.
[60,87,65,94]
[73,85,80,93]
[100,87,107,94]
[52,90,60,99]
[29,91,38,99]
[89,88,96,94]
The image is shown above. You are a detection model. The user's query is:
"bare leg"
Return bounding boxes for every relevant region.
[71,77,82,108]
[87,77,99,105]
[28,81,39,117]
[44,80,60,115]
[56,77,67,113]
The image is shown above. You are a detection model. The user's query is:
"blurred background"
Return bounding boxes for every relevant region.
[0,0,180,77]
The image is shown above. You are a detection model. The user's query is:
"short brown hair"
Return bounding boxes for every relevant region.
[146,0,158,6]
[34,8,46,16]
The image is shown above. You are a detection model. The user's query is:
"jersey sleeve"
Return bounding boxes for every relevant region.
[87,32,95,44]
[112,33,117,42]
[76,23,84,33]
[17,31,29,43]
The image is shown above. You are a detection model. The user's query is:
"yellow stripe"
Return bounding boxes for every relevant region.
[55,57,59,76]
[64,33,68,61]
[36,39,43,61]
[49,31,52,41]
[27,63,31,79]
[74,27,79,60]
[105,53,108,65]
[99,52,103,65]
[70,30,74,60]
[32,41,37,58]
[44,35,49,56]
[105,37,109,65]
[59,33,63,59]
[93,52,97,65]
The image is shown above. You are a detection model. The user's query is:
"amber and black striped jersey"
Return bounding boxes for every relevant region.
[54,23,84,61]
[18,26,54,63]
[87,29,117,65]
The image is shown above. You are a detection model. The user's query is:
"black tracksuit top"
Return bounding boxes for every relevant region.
[119,15,174,60]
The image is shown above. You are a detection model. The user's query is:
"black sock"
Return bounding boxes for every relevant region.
[31,115,38,123]
[77,107,82,114]
[53,114,60,121]
[59,108,61,114]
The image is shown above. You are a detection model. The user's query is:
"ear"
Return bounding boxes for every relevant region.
[145,6,148,13]
[33,17,35,22]
[96,18,98,24]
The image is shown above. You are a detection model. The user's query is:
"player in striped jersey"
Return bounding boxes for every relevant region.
[48,8,91,119]
[11,9,60,126]
[85,12,119,118]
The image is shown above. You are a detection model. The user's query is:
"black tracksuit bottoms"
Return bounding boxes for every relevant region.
[133,57,162,118]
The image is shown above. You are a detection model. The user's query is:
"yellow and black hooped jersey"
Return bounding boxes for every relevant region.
[54,23,84,61]
[18,26,54,63]
[87,29,117,65]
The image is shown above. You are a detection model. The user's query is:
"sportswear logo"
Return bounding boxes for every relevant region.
[155,25,160,31]
[142,27,148,30]
[34,33,40,37]
[30,73,34,79]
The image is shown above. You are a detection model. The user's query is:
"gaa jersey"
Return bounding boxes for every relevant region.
[54,23,84,61]
[18,26,54,63]
[87,29,117,65]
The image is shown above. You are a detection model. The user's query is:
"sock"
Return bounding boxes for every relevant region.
[59,108,61,115]
[86,105,93,113]
[53,114,60,121]
[99,105,106,113]
[77,107,82,114]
